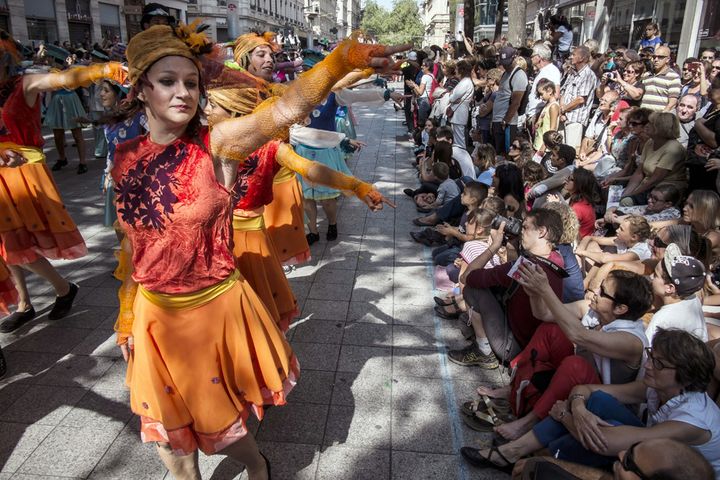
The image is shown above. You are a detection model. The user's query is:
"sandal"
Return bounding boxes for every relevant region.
[461,395,514,432]
[433,296,457,307]
[460,445,514,474]
[461,394,511,418]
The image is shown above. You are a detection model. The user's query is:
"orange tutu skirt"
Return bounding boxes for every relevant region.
[0,257,18,315]
[127,275,299,455]
[263,174,310,266]
[232,216,298,333]
[0,163,87,265]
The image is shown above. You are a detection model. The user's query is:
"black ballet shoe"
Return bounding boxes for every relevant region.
[48,283,79,320]
[0,307,36,333]
[306,232,320,245]
[77,163,88,174]
[326,224,338,241]
[51,159,68,171]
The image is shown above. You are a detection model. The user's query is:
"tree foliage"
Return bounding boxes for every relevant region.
[361,0,424,46]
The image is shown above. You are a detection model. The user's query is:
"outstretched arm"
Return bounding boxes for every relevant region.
[211,39,409,162]
[22,62,127,106]
[276,142,394,211]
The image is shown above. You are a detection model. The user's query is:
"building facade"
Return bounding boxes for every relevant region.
[421,0,450,47]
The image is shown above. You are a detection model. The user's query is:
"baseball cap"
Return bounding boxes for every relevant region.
[662,244,706,297]
[407,51,418,61]
[499,46,516,66]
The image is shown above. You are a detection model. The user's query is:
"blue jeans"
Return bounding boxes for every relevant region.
[432,244,461,266]
[532,391,644,468]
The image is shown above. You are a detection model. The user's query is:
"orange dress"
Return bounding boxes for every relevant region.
[112,129,298,455]
[263,167,311,265]
[231,141,299,332]
[0,76,87,265]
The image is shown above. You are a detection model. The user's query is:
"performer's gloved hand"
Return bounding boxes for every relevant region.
[0,149,27,167]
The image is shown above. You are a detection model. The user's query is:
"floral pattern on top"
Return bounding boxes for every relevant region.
[114,141,186,230]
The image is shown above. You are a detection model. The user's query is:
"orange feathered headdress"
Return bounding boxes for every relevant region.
[232,31,280,70]
[126,20,213,85]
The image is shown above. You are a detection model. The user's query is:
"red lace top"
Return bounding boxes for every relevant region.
[0,77,43,147]
[231,140,281,212]
[111,128,236,294]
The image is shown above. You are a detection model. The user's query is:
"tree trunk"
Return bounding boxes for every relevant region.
[494,0,505,42]
[463,0,474,45]
[506,0,526,48]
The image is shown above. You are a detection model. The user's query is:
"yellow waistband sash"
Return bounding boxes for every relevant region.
[138,270,240,310]
[0,143,46,164]
[232,215,265,231]
[273,167,296,184]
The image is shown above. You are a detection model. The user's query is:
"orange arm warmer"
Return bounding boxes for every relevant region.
[47,62,128,90]
[276,143,374,200]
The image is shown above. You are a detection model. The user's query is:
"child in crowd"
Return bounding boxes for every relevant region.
[532,79,560,153]
[522,162,546,209]
[564,167,601,239]
[576,214,652,288]
[415,162,459,211]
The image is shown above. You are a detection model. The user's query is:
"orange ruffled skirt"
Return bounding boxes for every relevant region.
[0,163,87,265]
[263,173,310,266]
[127,275,299,456]
[0,258,18,315]
[232,216,298,333]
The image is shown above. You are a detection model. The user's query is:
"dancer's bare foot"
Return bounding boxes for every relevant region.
[495,413,539,440]
[476,384,510,399]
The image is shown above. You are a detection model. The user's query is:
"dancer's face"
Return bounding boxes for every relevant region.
[138,56,200,130]
[247,45,275,81]
[99,81,119,108]
[203,95,232,127]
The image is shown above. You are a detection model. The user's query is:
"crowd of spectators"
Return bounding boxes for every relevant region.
[399,19,720,480]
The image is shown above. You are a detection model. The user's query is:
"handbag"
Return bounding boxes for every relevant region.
[445,87,474,121]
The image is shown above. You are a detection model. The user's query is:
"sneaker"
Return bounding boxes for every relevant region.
[51,159,68,171]
[409,231,433,246]
[48,283,79,320]
[77,163,88,174]
[448,344,499,369]
[0,307,36,333]
[326,224,338,241]
[306,232,320,245]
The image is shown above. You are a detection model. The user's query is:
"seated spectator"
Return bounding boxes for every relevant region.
[601,107,651,186]
[599,184,681,231]
[407,140,454,202]
[682,190,720,261]
[449,208,566,368]
[543,201,584,303]
[577,91,620,171]
[473,143,497,186]
[619,112,686,206]
[577,215,652,288]
[437,125,475,178]
[462,268,651,441]
[414,162,458,210]
[557,167,601,239]
[492,162,526,217]
[442,207,504,284]
[508,138,533,168]
[686,78,720,192]
[676,93,700,148]
[679,57,709,107]
[521,162,546,209]
[535,130,563,170]
[527,144,576,206]
[460,329,720,477]
[512,438,715,480]
[648,244,708,343]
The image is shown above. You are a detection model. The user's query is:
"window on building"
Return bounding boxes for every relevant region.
[99,2,121,44]
[67,0,92,46]
[26,0,58,44]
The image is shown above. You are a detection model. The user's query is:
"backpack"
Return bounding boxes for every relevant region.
[509,67,532,116]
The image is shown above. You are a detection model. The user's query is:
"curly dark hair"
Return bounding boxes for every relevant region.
[652,328,716,393]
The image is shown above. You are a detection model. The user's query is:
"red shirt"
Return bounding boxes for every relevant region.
[0,77,43,147]
[232,140,282,212]
[112,128,236,294]
[466,250,564,348]
[571,199,596,239]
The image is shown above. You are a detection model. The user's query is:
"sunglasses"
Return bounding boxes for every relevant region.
[652,55,669,59]
[713,66,720,71]
[510,144,520,149]
[653,235,668,249]
[598,284,617,302]
[644,347,676,370]
[620,443,651,480]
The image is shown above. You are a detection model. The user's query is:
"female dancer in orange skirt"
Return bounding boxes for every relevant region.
[205,74,392,331]
[111,21,405,478]
[0,31,127,333]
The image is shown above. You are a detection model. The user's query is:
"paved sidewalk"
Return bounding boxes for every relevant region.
[0,98,508,479]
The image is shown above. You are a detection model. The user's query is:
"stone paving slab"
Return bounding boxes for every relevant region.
[0,93,509,479]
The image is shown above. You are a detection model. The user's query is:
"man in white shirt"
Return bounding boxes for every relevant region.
[526,43,561,126]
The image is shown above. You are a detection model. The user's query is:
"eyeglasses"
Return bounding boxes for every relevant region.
[598,284,617,302]
[620,443,651,480]
[644,347,676,370]
[625,69,636,74]
[653,235,668,249]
